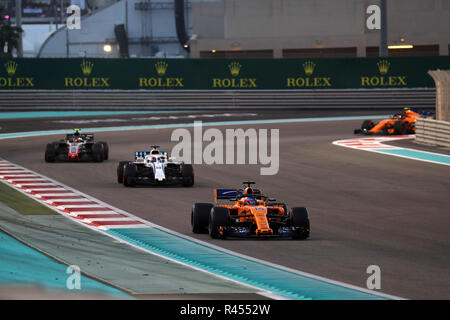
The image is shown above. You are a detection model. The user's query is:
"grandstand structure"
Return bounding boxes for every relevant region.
[36,0,196,58]
[3,0,450,58]
[190,0,450,58]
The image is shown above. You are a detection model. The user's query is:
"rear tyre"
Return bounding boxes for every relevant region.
[92,142,104,162]
[191,203,213,234]
[181,164,194,187]
[123,163,137,187]
[99,142,109,160]
[44,142,58,162]
[290,207,310,240]
[117,161,128,184]
[209,207,229,239]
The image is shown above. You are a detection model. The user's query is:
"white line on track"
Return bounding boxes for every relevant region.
[83,218,136,222]
[22,187,65,190]
[44,199,93,203]
[8,178,47,181]
[70,211,119,216]
[56,205,103,209]
[34,193,79,197]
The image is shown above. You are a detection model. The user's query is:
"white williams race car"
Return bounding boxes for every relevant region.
[117,146,194,187]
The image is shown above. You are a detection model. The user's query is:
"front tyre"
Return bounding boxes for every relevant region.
[92,142,105,162]
[117,161,128,184]
[44,142,58,162]
[209,207,229,239]
[123,163,137,187]
[98,142,109,160]
[181,164,194,187]
[361,120,375,132]
[191,203,213,234]
[290,207,310,240]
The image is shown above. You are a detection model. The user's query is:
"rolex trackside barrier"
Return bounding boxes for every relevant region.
[1,56,449,90]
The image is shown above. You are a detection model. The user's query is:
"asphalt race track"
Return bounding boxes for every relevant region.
[0,110,449,299]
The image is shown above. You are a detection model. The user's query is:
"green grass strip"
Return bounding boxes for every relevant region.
[0,182,57,215]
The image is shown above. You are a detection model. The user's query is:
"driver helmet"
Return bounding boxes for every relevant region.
[242,197,257,206]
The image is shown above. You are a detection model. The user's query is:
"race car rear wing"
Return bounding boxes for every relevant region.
[135,151,168,160]
[411,109,435,117]
[135,151,151,159]
[66,133,94,141]
[214,188,261,202]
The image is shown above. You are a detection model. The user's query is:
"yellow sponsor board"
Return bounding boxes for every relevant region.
[360,60,407,87]
[64,60,110,88]
[0,61,35,88]
[139,61,184,88]
[286,61,332,88]
[212,62,258,88]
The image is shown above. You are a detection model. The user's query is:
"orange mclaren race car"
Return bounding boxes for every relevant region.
[354,108,432,135]
[191,181,310,239]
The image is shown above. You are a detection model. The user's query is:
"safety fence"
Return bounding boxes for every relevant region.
[0,88,436,110]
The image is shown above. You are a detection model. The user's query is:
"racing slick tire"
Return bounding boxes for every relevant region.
[45,142,59,162]
[209,206,229,239]
[99,142,109,160]
[191,203,213,234]
[92,142,105,162]
[123,163,137,187]
[290,207,310,240]
[181,164,194,187]
[117,161,128,184]
[354,120,374,134]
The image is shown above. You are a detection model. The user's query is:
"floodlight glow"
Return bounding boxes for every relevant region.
[103,44,112,53]
[388,45,414,49]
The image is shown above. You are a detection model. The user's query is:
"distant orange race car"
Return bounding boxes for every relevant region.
[191,181,310,239]
[354,108,431,135]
